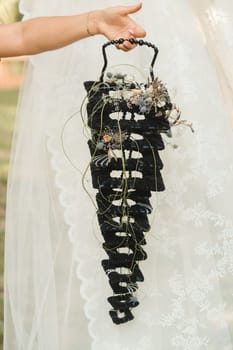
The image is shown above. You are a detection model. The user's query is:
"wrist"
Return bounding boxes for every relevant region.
[87,10,102,36]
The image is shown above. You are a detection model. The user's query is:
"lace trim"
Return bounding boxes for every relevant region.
[44,74,233,349]
[45,88,99,347]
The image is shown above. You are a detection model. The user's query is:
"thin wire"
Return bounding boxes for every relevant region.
[60,109,84,176]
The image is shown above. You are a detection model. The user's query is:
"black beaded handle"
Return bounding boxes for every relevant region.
[99,38,159,82]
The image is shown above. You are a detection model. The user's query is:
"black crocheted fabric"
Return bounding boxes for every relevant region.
[84,77,172,325]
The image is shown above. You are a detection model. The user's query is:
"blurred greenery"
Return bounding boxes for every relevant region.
[0,0,22,24]
[0,88,18,350]
[0,0,25,343]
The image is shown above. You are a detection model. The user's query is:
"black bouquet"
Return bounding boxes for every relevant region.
[84,39,181,325]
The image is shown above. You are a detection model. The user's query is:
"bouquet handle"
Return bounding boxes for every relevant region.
[99,38,159,82]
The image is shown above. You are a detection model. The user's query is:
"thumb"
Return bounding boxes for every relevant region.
[124,3,142,15]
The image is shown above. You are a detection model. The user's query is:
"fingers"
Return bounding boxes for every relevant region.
[123,3,142,15]
[128,25,146,39]
[113,25,146,50]
[105,2,146,51]
[118,41,135,51]
[115,38,137,52]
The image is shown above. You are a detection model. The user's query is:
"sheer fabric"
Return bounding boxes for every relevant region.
[4,0,233,349]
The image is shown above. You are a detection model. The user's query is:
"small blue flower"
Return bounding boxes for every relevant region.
[140,105,147,114]
[106,72,113,79]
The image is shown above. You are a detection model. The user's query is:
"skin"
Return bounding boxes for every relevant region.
[0,3,146,57]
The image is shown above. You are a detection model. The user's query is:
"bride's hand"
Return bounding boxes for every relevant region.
[90,3,146,51]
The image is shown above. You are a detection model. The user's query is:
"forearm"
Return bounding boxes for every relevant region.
[0,11,99,57]
[20,13,99,54]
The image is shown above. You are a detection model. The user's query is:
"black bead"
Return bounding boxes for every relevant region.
[129,38,136,44]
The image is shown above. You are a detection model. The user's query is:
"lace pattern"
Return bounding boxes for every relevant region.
[44,3,233,348]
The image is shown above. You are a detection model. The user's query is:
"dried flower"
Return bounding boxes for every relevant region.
[103,134,112,143]
[101,73,194,131]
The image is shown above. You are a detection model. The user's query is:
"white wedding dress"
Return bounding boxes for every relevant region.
[4,0,233,349]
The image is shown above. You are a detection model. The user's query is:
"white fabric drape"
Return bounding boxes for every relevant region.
[4,0,233,349]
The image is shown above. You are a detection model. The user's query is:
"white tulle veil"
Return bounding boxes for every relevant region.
[4,0,233,349]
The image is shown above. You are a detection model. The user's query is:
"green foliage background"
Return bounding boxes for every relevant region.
[0,88,18,349]
[0,0,22,24]
[0,1,22,345]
